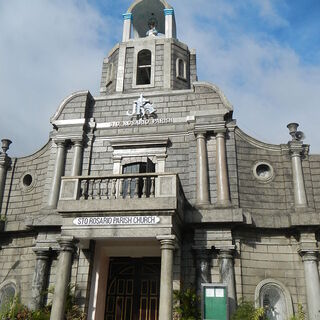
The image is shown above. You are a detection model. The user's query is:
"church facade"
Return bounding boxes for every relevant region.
[0,1,320,319]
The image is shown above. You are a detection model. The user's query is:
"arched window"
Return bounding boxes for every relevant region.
[122,161,155,198]
[137,50,152,85]
[176,58,186,80]
[255,279,293,320]
[0,281,16,311]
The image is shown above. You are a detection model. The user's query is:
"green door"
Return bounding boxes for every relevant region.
[203,286,228,320]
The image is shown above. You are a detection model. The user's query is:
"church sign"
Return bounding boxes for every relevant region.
[73,216,160,226]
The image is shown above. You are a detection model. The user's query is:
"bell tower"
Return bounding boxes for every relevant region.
[100,0,197,95]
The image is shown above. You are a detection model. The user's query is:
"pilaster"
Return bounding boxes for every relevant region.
[215,129,231,207]
[30,248,51,310]
[48,139,66,208]
[0,139,12,215]
[122,13,132,42]
[157,235,176,320]
[71,139,83,176]
[50,237,77,320]
[288,141,308,208]
[298,232,320,320]
[195,132,209,206]
[164,9,174,38]
[193,247,211,296]
[218,246,237,315]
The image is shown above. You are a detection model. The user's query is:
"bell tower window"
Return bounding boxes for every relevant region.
[176,58,187,80]
[137,49,152,85]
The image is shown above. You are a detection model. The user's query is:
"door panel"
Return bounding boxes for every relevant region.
[105,258,160,320]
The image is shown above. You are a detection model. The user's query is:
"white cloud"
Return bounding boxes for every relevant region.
[172,0,320,152]
[250,0,289,28]
[0,0,319,157]
[0,0,113,156]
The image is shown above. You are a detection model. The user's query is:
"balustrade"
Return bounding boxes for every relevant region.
[78,173,156,200]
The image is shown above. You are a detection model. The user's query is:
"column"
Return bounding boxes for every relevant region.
[193,248,211,296]
[0,139,11,214]
[50,237,76,320]
[195,132,209,205]
[157,235,176,320]
[71,139,83,176]
[48,140,66,208]
[164,9,174,38]
[219,247,237,315]
[299,250,320,320]
[215,130,231,206]
[30,248,51,310]
[289,143,307,208]
[122,13,132,42]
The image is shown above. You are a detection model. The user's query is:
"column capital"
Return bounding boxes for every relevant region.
[123,13,132,20]
[194,131,207,139]
[0,155,10,169]
[57,236,77,252]
[288,141,304,156]
[156,235,176,250]
[72,138,83,147]
[164,8,174,16]
[215,128,227,136]
[218,246,236,259]
[33,247,51,260]
[53,138,66,147]
[298,249,319,262]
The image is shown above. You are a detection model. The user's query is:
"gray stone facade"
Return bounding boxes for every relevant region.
[0,0,320,319]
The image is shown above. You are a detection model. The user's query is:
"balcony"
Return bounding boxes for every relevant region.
[58,173,186,216]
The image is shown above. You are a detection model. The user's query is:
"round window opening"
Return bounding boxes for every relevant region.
[23,174,33,187]
[253,162,274,182]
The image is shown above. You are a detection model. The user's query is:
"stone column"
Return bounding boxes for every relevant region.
[48,140,66,208]
[215,130,231,206]
[195,132,209,205]
[299,250,320,320]
[157,235,176,320]
[50,237,76,320]
[194,248,211,296]
[0,139,12,214]
[71,139,83,176]
[219,247,237,315]
[122,13,132,42]
[289,142,307,208]
[30,248,51,310]
[164,9,174,38]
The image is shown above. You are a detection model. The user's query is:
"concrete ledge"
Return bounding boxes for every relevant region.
[58,197,178,213]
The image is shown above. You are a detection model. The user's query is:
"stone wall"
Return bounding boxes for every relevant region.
[2,143,51,231]
[0,235,36,305]
[235,129,294,227]
[236,230,306,315]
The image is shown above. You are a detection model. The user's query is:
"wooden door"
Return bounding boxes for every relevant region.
[105,258,160,320]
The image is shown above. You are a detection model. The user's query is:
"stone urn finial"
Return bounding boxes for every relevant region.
[1,139,12,154]
[287,123,305,142]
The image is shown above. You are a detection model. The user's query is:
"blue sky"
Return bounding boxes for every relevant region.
[0,0,319,156]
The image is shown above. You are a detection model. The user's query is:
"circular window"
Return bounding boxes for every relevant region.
[253,162,274,182]
[23,174,33,187]
[20,171,36,192]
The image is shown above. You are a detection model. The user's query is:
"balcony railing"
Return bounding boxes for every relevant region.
[79,173,156,200]
[59,173,182,201]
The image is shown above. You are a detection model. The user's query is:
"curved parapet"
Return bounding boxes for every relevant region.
[193,82,233,112]
[50,90,91,123]
[235,127,287,152]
